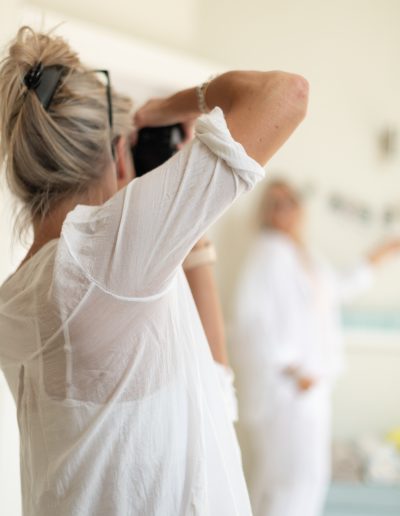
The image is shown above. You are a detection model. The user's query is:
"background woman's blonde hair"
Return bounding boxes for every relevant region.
[0,26,133,238]
[259,178,302,229]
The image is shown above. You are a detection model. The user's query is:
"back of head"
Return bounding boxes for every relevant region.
[0,26,132,236]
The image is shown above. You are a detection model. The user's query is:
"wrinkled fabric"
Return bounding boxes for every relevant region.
[0,108,263,516]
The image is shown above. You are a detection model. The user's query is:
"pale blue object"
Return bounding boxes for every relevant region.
[342,309,400,331]
[324,483,400,515]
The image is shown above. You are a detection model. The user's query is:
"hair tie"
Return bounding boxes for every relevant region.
[23,63,66,111]
[24,62,44,90]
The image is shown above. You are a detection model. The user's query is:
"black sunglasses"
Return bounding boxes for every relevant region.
[93,69,115,158]
[24,64,114,157]
[93,69,113,132]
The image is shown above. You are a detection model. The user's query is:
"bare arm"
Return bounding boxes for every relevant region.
[183,237,228,365]
[134,70,309,166]
[331,239,400,302]
[367,239,400,266]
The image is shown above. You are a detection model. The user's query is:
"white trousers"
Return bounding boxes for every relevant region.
[240,381,331,516]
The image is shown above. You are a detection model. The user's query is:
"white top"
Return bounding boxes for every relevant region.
[231,230,373,424]
[0,108,264,516]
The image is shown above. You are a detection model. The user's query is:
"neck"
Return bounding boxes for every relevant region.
[26,184,111,263]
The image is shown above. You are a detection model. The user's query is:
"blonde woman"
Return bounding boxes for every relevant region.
[0,27,308,516]
[232,180,400,516]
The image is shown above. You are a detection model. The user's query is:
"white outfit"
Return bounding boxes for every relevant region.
[231,230,372,516]
[0,108,264,516]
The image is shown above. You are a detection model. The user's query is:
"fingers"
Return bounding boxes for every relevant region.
[177,120,195,149]
[297,376,316,392]
[129,127,138,147]
[282,365,299,377]
[133,99,167,129]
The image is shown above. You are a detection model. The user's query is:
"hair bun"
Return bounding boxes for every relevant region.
[0,25,133,240]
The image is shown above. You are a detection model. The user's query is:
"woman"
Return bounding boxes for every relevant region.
[232,180,400,516]
[0,27,308,516]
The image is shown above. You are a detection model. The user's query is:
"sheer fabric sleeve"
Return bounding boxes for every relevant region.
[61,107,265,298]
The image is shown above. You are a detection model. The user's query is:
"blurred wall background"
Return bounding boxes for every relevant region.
[1,1,400,514]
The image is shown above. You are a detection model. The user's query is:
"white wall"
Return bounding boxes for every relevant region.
[333,331,400,439]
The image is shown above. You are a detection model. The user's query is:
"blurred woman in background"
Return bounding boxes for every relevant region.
[232,180,400,516]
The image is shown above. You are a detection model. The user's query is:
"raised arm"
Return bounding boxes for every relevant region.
[66,71,309,299]
[135,70,309,166]
[207,71,309,165]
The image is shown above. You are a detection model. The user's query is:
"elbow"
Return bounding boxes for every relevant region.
[269,71,309,121]
[291,74,309,116]
[285,73,309,120]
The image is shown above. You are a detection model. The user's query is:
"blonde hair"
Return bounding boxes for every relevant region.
[0,26,133,236]
[259,179,301,229]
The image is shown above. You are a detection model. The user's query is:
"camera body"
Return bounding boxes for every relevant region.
[132,124,185,177]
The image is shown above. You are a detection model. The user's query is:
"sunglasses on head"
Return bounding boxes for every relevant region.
[24,64,114,157]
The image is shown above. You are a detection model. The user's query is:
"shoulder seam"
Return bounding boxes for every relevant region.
[61,232,176,303]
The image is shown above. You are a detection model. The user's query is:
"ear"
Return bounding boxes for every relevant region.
[115,136,135,190]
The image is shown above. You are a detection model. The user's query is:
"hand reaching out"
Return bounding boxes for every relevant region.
[368,239,400,266]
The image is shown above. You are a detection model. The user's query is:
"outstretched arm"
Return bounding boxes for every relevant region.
[333,239,400,302]
[367,239,400,266]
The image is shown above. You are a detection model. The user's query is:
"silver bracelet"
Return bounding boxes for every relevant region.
[196,76,216,114]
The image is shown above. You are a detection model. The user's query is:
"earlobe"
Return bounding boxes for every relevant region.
[115,136,136,190]
[115,137,126,182]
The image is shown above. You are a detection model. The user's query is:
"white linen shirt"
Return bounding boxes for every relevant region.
[0,108,264,516]
[231,230,373,424]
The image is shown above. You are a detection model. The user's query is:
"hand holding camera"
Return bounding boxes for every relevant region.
[132,96,198,176]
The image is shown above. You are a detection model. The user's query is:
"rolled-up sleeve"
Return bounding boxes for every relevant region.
[62,107,265,298]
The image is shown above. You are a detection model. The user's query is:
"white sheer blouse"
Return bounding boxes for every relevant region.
[0,108,264,516]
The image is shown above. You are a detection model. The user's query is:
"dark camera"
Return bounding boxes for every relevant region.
[131,124,185,177]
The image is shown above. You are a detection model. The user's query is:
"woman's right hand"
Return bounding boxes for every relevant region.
[283,366,317,392]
